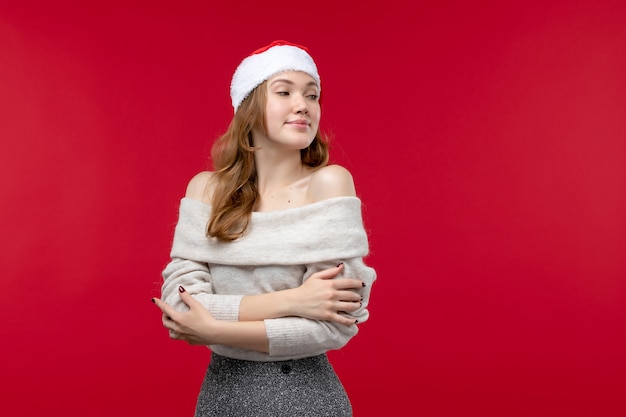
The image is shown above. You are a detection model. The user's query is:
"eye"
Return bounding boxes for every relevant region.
[307,94,319,100]
[276,91,290,96]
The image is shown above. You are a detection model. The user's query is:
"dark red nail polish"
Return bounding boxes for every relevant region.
[362,282,366,287]
[178,286,185,293]
[336,262,343,268]
[151,298,155,303]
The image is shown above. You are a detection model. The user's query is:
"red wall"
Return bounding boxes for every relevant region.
[2,1,625,416]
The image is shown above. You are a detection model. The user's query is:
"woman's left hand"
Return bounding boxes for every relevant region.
[152,286,220,346]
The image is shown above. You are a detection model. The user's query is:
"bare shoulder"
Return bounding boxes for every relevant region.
[308,164,357,202]
[184,171,215,204]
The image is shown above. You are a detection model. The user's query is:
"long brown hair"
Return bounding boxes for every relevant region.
[207,81,329,241]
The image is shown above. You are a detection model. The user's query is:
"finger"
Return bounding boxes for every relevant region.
[333,280,366,294]
[336,300,362,313]
[313,264,344,280]
[333,278,365,290]
[177,286,201,308]
[337,289,363,303]
[152,297,177,319]
[162,314,176,329]
[331,312,357,326]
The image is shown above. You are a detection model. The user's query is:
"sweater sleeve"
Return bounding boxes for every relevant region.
[161,258,243,321]
[264,257,376,358]
[160,199,243,321]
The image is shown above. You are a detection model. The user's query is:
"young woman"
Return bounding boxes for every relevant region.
[152,40,376,416]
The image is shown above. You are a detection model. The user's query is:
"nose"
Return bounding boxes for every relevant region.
[293,94,309,114]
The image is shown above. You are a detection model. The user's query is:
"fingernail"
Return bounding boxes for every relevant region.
[178,286,185,293]
[355,319,359,324]
[336,262,344,268]
[151,298,155,303]
[362,282,366,287]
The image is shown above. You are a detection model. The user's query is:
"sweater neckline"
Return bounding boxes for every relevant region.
[181,195,360,216]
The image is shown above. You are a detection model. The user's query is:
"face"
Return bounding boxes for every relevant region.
[252,71,321,151]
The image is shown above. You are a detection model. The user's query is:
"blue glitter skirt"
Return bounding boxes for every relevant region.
[194,352,353,416]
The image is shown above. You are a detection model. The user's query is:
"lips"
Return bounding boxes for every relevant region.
[286,119,310,127]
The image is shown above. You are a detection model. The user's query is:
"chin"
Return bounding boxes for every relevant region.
[297,139,316,150]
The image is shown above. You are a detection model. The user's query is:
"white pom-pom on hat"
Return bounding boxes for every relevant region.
[230,40,320,112]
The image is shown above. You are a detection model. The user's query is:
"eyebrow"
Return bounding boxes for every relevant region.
[269,78,319,89]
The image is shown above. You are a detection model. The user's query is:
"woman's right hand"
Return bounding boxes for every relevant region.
[289,264,364,325]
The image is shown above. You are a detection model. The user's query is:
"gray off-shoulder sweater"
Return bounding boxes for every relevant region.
[161,196,376,361]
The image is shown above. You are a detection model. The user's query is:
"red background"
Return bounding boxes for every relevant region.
[2,1,625,416]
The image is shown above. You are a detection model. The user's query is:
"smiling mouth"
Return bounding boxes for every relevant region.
[287,120,310,126]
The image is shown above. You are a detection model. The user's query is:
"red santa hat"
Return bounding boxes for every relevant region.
[230,40,321,111]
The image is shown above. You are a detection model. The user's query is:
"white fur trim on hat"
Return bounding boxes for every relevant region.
[230,41,320,111]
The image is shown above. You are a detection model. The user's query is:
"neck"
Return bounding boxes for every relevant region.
[254,149,305,195]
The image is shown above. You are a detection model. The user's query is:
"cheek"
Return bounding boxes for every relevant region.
[264,98,277,113]
[311,104,321,121]
[312,110,321,126]
[265,101,287,121]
